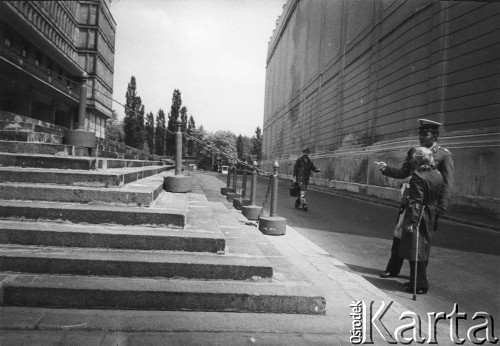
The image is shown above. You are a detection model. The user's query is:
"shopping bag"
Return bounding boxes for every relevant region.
[393,209,406,239]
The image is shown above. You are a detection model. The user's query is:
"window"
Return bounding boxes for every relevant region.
[88,30,95,49]
[80,5,88,24]
[87,55,95,73]
[89,6,97,25]
[35,51,42,66]
[4,27,12,47]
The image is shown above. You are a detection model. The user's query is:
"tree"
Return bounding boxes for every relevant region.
[191,125,210,169]
[166,89,182,156]
[123,76,145,149]
[106,110,124,143]
[145,111,155,154]
[251,126,262,162]
[211,130,237,166]
[236,134,244,161]
[187,115,196,156]
[155,109,166,156]
[236,134,253,168]
[180,106,188,156]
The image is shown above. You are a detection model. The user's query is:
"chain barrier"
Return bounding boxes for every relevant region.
[256,174,273,222]
[32,64,282,181]
[28,64,276,176]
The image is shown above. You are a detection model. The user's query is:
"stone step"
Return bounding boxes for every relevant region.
[95,150,120,159]
[0,182,162,207]
[0,153,163,170]
[0,112,65,136]
[0,169,169,206]
[0,220,225,252]
[0,120,64,137]
[0,141,89,156]
[0,198,185,227]
[96,143,128,154]
[0,153,97,169]
[0,274,325,314]
[0,130,63,144]
[0,244,272,280]
[0,165,173,187]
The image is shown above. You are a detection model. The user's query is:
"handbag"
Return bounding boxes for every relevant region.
[289,182,300,197]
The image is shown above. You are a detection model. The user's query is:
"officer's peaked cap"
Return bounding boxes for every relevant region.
[302,148,311,154]
[418,119,442,131]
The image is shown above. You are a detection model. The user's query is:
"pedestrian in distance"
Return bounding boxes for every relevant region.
[376,119,454,279]
[399,147,443,294]
[293,148,320,211]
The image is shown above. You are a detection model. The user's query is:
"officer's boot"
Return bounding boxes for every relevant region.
[302,203,308,211]
[295,199,301,209]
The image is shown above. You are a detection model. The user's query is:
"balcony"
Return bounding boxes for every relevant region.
[0,44,81,99]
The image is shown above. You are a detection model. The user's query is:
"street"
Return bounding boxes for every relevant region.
[214,172,500,334]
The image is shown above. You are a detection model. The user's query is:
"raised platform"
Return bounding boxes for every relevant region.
[0,165,173,187]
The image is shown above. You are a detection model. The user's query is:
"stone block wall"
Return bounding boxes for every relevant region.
[262,0,500,219]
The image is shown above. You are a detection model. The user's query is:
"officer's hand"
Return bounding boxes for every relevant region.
[375,162,387,171]
[316,169,321,173]
[433,214,440,232]
[407,225,414,233]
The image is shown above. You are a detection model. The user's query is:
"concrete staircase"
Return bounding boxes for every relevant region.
[0,113,326,314]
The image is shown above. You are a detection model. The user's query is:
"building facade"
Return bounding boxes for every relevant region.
[0,0,116,139]
[262,0,499,219]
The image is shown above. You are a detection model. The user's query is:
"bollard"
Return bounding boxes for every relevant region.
[242,161,262,220]
[220,164,234,195]
[226,164,241,202]
[163,116,192,192]
[258,161,286,235]
[233,166,251,209]
[241,167,248,199]
[221,162,234,195]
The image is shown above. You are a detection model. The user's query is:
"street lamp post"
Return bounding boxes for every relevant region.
[163,116,192,193]
[65,72,96,149]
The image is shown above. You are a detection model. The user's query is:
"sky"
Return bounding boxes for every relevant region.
[110,0,286,138]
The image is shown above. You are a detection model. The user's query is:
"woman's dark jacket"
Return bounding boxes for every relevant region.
[400,167,444,262]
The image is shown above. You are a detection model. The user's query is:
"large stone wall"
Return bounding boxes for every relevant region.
[262,0,500,219]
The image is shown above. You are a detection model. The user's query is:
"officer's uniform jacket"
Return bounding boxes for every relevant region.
[293,155,319,190]
[382,143,454,214]
[399,167,443,262]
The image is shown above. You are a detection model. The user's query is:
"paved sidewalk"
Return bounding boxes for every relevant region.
[0,172,456,345]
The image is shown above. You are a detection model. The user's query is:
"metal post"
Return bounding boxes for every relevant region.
[258,160,286,235]
[241,167,248,199]
[76,72,88,130]
[250,161,257,205]
[226,164,231,188]
[163,115,192,193]
[65,71,95,148]
[270,161,279,217]
[232,162,237,192]
[226,161,241,203]
[242,161,262,220]
[175,116,182,175]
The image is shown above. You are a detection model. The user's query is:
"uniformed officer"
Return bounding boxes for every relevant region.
[377,119,455,279]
